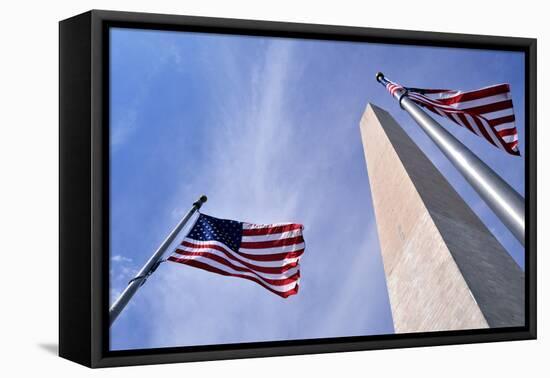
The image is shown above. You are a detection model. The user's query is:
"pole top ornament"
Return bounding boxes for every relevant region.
[194,195,208,208]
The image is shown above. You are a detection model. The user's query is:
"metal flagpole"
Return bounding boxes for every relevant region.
[375,72,525,246]
[109,195,208,326]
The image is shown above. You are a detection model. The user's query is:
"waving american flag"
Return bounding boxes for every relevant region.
[383,78,520,156]
[168,213,305,298]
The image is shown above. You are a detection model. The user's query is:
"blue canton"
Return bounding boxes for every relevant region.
[187,213,243,252]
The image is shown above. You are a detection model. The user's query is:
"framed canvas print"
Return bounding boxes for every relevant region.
[59,10,536,368]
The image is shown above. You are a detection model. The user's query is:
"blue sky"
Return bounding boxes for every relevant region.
[109,28,525,351]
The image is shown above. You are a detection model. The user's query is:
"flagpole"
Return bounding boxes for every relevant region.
[375,72,525,246]
[109,195,208,326]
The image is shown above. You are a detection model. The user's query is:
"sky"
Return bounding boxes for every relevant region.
[108,27,525,351]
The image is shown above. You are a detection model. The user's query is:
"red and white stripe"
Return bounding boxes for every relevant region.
[387,82,405,97]
[386,81,520,156]
[167,222,304,298]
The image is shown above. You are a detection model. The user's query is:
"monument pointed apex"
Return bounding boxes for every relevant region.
[365,102,387,114]
[363,103,389,125]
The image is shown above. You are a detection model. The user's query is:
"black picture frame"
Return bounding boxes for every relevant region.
[59,9,537,368]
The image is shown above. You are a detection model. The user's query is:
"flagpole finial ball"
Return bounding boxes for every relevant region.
[376,72,384,82]
[193,195,208,209]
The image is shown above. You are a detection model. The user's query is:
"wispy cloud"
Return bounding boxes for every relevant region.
[148,40,305,348]
[111,255,133,263]
[110,254,138,303]
[110,32,187,151]
[125,38,394,349]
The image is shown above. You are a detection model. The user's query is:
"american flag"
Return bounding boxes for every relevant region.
[167,213,305,298]
[383,78,520,156]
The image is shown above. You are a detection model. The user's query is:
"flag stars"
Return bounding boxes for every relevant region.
[187,214,243,251]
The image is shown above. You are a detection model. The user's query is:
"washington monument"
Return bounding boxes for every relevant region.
[360,103,524,333]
